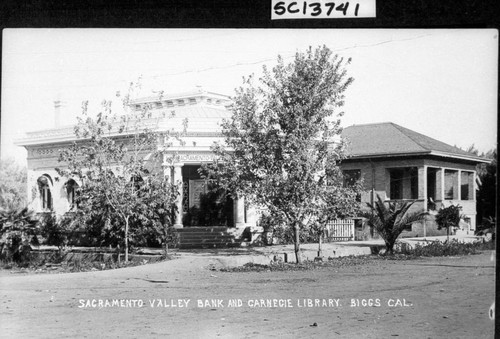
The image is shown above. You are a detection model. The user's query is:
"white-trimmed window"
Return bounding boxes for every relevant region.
[37,175,53,211]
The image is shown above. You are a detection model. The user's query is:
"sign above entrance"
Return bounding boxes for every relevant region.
[178,153,216,162]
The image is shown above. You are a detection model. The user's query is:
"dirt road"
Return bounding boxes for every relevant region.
[0,251,495,338]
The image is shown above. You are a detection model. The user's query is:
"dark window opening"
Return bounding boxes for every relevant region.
[343,169,361,187]
[66,179,79,209]
[426,167,439,210]
[389,169,404,200]
[409,168,418,199]
[460,171,473,200]
[389,167,419,200]
[427,168,437,201]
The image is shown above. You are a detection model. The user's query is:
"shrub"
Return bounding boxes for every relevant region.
[1,232,32,265]
[40,214,70,248]
[400,239,492,257]
[475,216,496,240]
[272,223,316,245]
[435,204,462,240]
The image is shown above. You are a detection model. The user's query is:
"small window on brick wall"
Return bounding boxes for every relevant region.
[343,169,361,202]
[343,169,361,187]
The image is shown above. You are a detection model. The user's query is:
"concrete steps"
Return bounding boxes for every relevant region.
[175,227,243,249]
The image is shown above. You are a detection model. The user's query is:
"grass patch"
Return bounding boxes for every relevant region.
[220,256,375,272]
[1,253,174,274]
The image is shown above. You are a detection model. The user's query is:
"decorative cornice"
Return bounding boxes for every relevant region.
[130,90,231,107]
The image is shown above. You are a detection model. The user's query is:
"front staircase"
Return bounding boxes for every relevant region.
[175,227,243,249]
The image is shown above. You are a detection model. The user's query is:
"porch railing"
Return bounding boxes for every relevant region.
[324,219,355,242]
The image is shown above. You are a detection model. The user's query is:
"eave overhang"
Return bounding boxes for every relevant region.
[344,150,490,165]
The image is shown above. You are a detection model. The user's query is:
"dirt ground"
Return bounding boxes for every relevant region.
[0,250,495,338]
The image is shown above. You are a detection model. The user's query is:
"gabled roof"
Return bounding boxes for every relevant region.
[342,122,489,163]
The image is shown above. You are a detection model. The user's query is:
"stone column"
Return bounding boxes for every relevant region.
[234,194,246,227]
[418,166,427,210]
[162,153,172,183]
[245,205,257,227]
[451,170,459,200]
[473,171,477,201]
[439,168,445,201]
[173,163,184,228]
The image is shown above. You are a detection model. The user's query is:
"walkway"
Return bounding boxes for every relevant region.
[175,234,484,267]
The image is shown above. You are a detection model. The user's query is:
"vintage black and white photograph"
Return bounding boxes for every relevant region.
[1,28,497,338]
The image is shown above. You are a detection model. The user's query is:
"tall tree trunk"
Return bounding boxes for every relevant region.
[385,238,394,255]
[117,244,121,264]
[318,230,323,258]
[293,224,302,264]
[387,242,394,255]
[124,217,129,262]
[163,224,169,255]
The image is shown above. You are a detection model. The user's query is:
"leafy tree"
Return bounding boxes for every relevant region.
[476,148,496,224]
[435,204,462,241]
[0,160,37,263]
[57,91,181,262]
[311,167,362,256]
[463,143,480,155]
[360,195,427,254]
[202,45,357,263]
[0,158,27,209]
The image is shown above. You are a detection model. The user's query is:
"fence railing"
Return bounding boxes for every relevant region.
[324,219,355,242]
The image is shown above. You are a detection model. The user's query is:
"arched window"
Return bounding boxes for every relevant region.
[37,176,53,211]
[65,179,79,209]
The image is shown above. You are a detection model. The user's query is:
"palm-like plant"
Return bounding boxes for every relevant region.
[0,206,39,236]
[360,195,427,254]
[0,206,39,262]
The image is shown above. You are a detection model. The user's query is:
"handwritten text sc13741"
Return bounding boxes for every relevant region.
[271,0,376,19]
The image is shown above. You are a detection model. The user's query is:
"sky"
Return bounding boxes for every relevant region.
[1,29,498,166]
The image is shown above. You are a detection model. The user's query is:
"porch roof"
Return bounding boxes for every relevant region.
[342,122,489,164]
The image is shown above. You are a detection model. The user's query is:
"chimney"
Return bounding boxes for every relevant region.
[54,99,66,127]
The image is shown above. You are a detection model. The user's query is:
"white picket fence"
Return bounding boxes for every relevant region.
[324,219,355,242]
